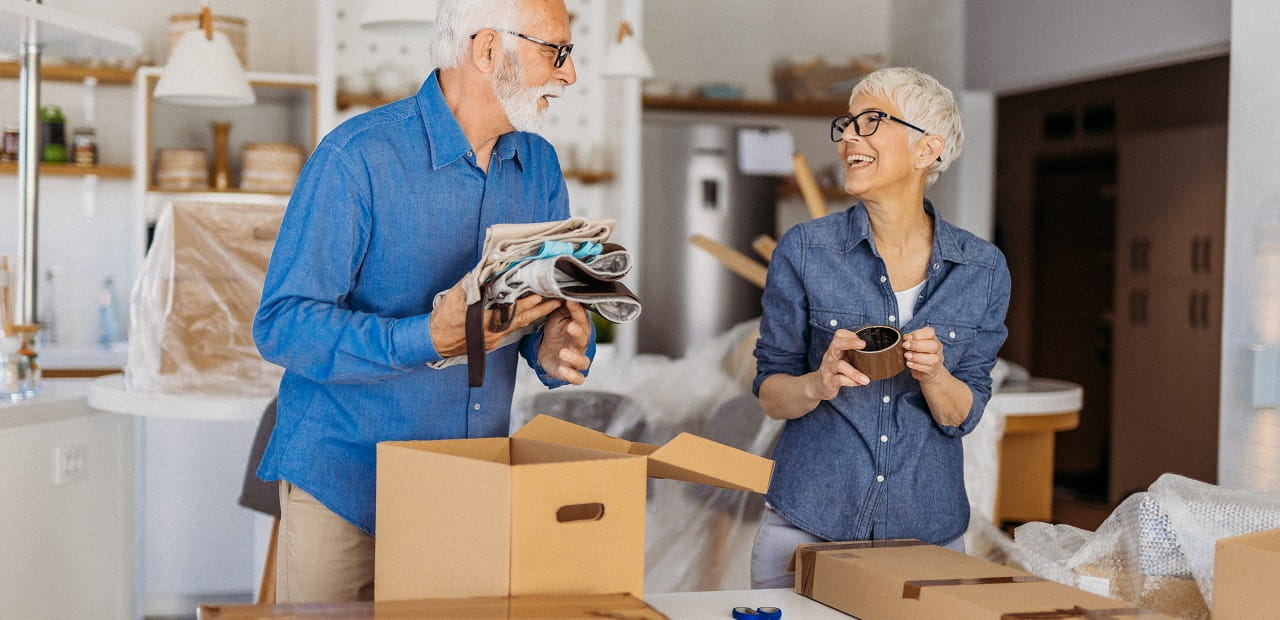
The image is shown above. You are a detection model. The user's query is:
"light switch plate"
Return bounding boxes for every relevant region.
[1253,345,1280,407]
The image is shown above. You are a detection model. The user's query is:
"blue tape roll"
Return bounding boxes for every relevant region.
[731,606,781,620]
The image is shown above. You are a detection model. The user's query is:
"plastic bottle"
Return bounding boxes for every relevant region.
[98,276,120,349]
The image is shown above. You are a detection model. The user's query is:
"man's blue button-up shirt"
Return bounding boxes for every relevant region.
[254,71,590,535]
[754,200,1010,545]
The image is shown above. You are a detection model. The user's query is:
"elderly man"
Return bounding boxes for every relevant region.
[253,0,590,602]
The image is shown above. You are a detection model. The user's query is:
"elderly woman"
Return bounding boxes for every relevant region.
[750,67,1011,588]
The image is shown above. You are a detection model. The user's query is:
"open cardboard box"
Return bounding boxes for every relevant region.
[375,414,773,601]
[1213,527,1280,619]
[791,539,1176,620]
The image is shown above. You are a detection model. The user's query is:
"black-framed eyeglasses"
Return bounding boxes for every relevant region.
[830,110,931,142]
[471,30,574,68]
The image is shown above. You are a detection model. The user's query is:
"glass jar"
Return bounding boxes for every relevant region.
[1,352,31,401]
[0,126,18,163]
[39,105,68,163]
[72,126,98,166]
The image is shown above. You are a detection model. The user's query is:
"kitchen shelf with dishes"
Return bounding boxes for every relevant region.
[138,66,319,209]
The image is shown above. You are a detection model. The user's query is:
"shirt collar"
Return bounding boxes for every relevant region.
[849,198,970,265]
[416,70,524,172]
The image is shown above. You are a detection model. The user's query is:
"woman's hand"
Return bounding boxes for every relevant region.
[902,326,947,383]
[805,329,871,401]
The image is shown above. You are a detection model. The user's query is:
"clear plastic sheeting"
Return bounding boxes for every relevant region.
[1012,473,1280,619]
[511,319,1018,593]
[126,201,284,397]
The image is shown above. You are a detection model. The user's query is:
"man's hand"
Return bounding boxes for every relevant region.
[537,300,592,384]
[429,280,563,358]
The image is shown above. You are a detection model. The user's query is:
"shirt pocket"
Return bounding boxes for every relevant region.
[808,308,868,365]
[930,321,978,371]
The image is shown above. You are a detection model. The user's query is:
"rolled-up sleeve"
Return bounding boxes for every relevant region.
[753,225,811,395]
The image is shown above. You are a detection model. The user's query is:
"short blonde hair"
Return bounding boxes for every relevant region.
[850,67,963,186]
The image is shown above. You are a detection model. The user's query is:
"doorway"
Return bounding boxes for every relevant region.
[1032,155,1115,502]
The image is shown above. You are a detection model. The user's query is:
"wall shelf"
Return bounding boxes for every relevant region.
[0,161,132,178]
[642,95,847,117]
[146,186,291,197]
[0,60,137,85]
[335,91,393,111]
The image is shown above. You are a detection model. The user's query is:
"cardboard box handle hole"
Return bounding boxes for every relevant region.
[556,502,605,523]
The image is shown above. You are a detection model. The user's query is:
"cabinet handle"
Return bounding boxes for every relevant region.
[1190,236,1201,274]
[1200,236,1212,274]
[1199,289,1211,330]
[1138,289,1149,326]
[1188,290,1198,328]
[1141,237,1151,274]
[1129,239,1140,274]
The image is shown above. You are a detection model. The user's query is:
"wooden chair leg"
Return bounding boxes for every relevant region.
[257,517,280,605]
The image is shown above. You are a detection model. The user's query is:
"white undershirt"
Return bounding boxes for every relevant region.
[895,280,925,326]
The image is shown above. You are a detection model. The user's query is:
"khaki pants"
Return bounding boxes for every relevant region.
[276,481,375,603]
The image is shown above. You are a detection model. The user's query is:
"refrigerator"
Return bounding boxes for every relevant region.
[637,119,779,357]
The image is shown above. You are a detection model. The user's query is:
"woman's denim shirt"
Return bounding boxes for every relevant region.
[753,200,1010,544]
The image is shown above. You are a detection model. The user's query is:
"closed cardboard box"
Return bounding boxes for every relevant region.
[1213,528,1280,619]
[376,414,773,601]
[792,540,1175,620]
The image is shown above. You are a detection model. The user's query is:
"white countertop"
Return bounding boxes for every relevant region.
[647,588,846,619]
[0,378,97,431]
[989,377,1083,416]
[87,373,271,421]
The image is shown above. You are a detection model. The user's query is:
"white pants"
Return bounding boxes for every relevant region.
[750,504,966,589]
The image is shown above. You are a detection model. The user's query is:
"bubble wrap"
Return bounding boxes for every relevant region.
[1013,473,1280,619]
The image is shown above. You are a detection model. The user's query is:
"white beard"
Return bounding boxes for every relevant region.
[494,53,563,132]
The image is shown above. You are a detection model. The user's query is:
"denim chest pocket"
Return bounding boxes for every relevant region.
[930,321,977,370]
[808,309,867,363]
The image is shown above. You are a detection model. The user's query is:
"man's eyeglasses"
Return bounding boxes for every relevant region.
[830,110,931,142]
[471,30,574,68]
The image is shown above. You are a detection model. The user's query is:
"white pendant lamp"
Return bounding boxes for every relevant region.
[154,1,255,107]
[360,0,437,37]
[602,21,653,79]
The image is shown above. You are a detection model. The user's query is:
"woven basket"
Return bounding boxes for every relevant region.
[240,143,304,193]
[168,14,248,68]
[155,148,208,190]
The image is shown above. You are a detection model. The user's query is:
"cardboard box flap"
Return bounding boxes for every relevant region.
[647,432,773,493]
[512,414,636,454]
[513,415,773,493]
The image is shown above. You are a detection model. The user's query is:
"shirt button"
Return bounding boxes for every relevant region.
[876,475,885,482]
[882,395,890,403]
[880,275,887,283]
[932,263,940,270]
[889,315,897,323]
[466,150,474,157]
[473,403,481,411]
[829,319,838,327]
[949,330,956,339]
[880,435,888,443]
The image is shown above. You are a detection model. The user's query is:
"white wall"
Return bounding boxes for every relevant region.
[965,0,1230,94]
[1220,0,1280,493]
[644,0,890,101]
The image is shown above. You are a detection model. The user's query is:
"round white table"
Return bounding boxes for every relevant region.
[988,377,1085,524]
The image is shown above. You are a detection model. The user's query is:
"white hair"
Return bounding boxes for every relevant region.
[849,67,964,186]
[431,0,525,70]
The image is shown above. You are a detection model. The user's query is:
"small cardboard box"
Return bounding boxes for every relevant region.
[1213,528,1280,619]
[792,540,1176,620]
[197,592,668,619]
[376,414,773,601]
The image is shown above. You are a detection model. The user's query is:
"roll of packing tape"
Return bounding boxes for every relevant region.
[732,606,781,620]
